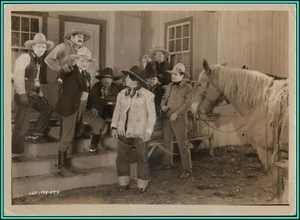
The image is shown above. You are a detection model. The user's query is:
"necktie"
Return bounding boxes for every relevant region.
[81,71,88,92]
[101,87,107,98]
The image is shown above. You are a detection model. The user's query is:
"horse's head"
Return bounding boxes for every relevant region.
[191,59,226,115]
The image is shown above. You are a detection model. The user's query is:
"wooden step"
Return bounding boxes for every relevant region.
[12,150,118,178]
[12,164,137,199]
[23,136,118,158]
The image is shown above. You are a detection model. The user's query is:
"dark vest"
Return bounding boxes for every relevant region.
[24,52,47,92]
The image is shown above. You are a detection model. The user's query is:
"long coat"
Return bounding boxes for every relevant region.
[55,65,91,117]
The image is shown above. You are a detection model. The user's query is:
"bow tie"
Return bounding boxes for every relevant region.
[125,86,142,98]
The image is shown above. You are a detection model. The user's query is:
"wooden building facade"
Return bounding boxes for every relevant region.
[10,10,290,147]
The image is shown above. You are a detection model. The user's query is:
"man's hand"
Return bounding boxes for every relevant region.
[143,133,151,142]
[19,93,29,105]
[38,91,44,97]
[111,129,118,139]
[92,108,98,117]
[170,113,178,121]
[161,105,169,112]
[34,80,41,88]
[62,64,73,73]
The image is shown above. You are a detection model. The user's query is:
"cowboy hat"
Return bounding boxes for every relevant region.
[64,29,91,41]
[167,63,191,79]
[70,47,96,61]
[121,65,149,89]
[149,46,170,59]
[95,67,121,80]
[24,33,54,50]
[144,63,159,78]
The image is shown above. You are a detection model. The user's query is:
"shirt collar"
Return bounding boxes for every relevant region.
[172,80,184,87]
[67,40,80,50]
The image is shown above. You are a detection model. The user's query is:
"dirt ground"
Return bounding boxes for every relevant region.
[13,145,275,205]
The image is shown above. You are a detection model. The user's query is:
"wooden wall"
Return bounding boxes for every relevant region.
[147,11,289,79]
[145,11,219,80]
[146,10,289,147]
[45,11,143,108]
[217,11,289,78]
[45,11,112,108]
[11,11,144,112]
[114,11,143,75]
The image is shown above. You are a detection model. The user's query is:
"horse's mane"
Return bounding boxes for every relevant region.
[242,65,287,80]
[211,65,275,107]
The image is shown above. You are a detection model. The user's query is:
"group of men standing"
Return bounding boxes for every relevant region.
[12,28,194,194]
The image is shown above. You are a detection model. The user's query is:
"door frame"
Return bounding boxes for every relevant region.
[59,15,107,71]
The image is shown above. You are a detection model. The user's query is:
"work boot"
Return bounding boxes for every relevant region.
[100,124,109,150]
[89,134,100,153]
[57,151,73,177]
[137,188,147,195]
[119,185,130,192]
[180,170,192,179]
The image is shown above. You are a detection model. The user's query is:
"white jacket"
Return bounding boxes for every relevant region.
[111,87,156,138]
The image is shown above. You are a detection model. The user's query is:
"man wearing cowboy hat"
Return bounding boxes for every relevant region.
[160,63,193,178]
[83,67,121,153]
[45,28,91,74]
[111,65,156,194]
[144,63,164,141]
[54,47,95,176]
[45,28,91,139]
[145,46,172,87]
[145,64,164,117]
[12,33,54,161]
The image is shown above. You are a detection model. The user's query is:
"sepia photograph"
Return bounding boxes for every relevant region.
[3,2,297,217]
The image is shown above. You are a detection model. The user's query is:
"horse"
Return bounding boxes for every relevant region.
[190,59,289,204]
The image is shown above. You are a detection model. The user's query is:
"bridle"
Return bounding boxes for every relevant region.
[194,71,227,116]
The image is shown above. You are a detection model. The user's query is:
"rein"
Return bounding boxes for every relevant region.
[117,137,180,155]
[194,114,245,133]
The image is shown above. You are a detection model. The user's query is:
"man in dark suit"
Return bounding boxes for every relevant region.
[55,47,95,176]
[83,67,121,153]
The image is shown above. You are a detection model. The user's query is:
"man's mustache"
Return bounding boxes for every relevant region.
[78,40,83,43]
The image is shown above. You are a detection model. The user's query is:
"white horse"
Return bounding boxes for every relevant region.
[191,59,289,204]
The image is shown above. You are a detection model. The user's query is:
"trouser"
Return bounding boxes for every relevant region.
[12,94,53,154]
[116,135,149,189]
[59,101,87,152]
[163,116,192,170]
[82,110,107,135]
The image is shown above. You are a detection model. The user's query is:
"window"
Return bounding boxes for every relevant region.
[11,13,42,70]
[167,21,191,74]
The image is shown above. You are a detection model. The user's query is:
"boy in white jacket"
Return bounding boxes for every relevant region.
[111,65,156,194]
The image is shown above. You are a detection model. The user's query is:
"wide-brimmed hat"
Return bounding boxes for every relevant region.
[70,47,96,61]
[149,46,170,59]
[145,63,159,78]
[121,65,149,88]
[95,67,121,80]
[24,33,54,50]
[64,29,91,41]
[167,63,191,79]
